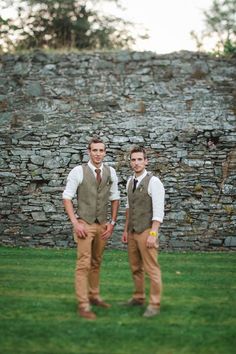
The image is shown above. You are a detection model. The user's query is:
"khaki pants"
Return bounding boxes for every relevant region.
[74,220,107,310]
[128,229,162,308]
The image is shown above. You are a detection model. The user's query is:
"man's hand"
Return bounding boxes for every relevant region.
[122,230,128,243]
[146,235,158,248]
[73,221,88,239]
[101,223,114,240]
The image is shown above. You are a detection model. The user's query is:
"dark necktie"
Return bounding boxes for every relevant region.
[95,169,102,184]
[133,178,138,192]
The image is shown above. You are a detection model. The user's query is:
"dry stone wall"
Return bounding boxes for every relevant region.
[0,50,235,250]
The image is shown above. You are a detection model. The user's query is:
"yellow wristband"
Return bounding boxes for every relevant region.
[149,231,158,237]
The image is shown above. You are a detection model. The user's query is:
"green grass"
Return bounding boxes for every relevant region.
[0,247,235,354]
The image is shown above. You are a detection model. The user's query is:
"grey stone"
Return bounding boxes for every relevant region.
[0,172,16,178]
[113,136,129,143]
[21,225,49,235]
[182,159,205,167]
[0,112,13,126]
[44,157,62,169]
[224,237,236,247]
[129,136,144,143]
[22,206,42,212]
[43,203,56,213]
[170,240,194,248]
[4,184,21,194]
[25,82,44,97]
[13,62,31,77]
[222,184,236,195]
[167,211,187,221]
[210,239,223,246]
[31,212,47,221]
[30,155,44,165]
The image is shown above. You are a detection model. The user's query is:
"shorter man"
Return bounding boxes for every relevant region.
[122,146,165,317]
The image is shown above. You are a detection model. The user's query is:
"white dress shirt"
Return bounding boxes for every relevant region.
[62,161,120,201]
[126,169,165,223]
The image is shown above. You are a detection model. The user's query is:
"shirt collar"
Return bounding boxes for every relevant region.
[88,160,104,172]
[133,169,147,182]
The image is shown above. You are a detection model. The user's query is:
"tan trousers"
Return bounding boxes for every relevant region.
[128,229,162,308]
[74,220,107,310]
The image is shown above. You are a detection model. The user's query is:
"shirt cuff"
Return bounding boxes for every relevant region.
[62,192,73,200]
[109,192,120,201]
[152,217,163,223]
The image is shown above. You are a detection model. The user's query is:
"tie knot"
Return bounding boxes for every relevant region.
[95,169,101,175]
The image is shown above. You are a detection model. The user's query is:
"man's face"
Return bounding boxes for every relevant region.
[130,152,147,176]
[88,143,106,167]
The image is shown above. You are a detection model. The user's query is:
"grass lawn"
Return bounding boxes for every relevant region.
[0,247,235,354]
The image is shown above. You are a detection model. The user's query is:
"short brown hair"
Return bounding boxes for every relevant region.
[130,146,147,159]
[88,137,106,150]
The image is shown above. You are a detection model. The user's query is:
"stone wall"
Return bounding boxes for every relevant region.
[0,50,235,250]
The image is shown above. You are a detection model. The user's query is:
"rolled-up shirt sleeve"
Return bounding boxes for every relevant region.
[109,167,120,201]
[148,176,165,223]
[125,177,132,209]
[62,166,83,200]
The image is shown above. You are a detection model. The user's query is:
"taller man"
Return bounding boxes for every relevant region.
[63,137,120,320]
[122,146,165,317]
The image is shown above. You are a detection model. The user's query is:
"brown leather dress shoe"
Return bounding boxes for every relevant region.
[78,308,96,320]
[90,298,111,308]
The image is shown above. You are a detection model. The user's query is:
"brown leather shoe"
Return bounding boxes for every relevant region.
[122,298,145,307]
[78,308,96,320]
[90,298,111,308]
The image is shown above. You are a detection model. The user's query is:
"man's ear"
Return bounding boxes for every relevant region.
[145,158,148,166]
